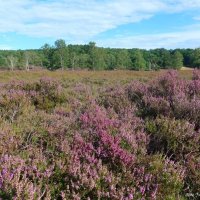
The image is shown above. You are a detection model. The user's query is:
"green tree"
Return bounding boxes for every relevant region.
[41,43,54,69]
[172,51,183,69]
[24,51,31,71]
[130,49,146,70]
[162,51,172,69]
[145,52,160,71]
[54,39,68,70]
[6,55,18,71]
[192,48,200,68]
[69,52,78,69]
[105,53,116,70]
[88,42,97,70]
[149,48,172,69]
[94,48,106,70]
[87,42,107,70]
[77,54,89,69]
[115,50,131,69]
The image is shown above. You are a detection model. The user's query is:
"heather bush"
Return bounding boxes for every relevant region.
[142,95,171,118]
[126,70,200,129]
[139,154,185,200]
[192,69,200,81]
[173,97,200,128]
[0,155,50,199]
[148,70,186,99]
[126,81,147,110]
[0,89,33,122]
[80,102,147,157]
[98,84,133,114]
[146,116,200,159]
[32,78,66,111]
[4,78,66,111]
[0,123,20,155]
[64,134,185,199]
[0,70,199,199]
[145,113,200,198]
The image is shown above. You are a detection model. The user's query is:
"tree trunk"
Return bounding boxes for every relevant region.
[60,55,64,70]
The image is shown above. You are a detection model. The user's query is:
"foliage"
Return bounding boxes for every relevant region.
[0,40,199,71]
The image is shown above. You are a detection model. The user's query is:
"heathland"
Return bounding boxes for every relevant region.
[0,69,200,199]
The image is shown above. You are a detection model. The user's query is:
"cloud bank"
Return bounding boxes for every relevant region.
[0,0,200,48]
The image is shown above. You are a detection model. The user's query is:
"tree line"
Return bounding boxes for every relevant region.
[0,39,200,71]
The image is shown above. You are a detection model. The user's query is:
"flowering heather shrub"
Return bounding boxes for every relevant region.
[4,78,65,111]
[143,95,171,117]
[139,154,185,200]
[145,116,200,197]
[0,123,20,155]
[126,81,148,110]
[146,117,200,159]
[173,96,200,127]
[125,70,200,128]
[66,134,184,199]
[31,77,65,111]
[0,89,33,122]
[0,70,200,199]
[187,77,200,98]
[185,156,200,198]
[80,103,147,157]
[98,84,134,114]
[0,155,50,199]
[192,69,200,80]
[148,70,186,98]
[141,71,188,118]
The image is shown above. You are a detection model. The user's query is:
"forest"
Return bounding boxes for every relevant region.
[0,39,200,71]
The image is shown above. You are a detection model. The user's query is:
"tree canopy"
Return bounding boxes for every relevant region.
[0,39,199,71]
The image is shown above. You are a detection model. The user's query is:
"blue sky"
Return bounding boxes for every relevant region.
[1,0,200,50]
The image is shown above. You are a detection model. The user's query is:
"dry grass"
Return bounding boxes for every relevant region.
[180,67,194,71]
[0,69,193,83]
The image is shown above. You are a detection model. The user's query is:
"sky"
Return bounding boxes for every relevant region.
[1,0,200,50]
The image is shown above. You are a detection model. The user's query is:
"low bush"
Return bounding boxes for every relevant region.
[0,70,200,199]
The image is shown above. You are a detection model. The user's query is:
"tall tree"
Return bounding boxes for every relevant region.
[145,52,160,71]
[192,48,200,68]
[105,53,116,70]
[88,42,97,70]
[69,52,77,69]
[6,55,18,71]
[172,51,183,69]
[77,54,89,69]
[116,50,131,69]
[54,39,68,70]
[24,51,31,71]
[130,49,146,70]
[41,43,54,69]
[162,50,172,69]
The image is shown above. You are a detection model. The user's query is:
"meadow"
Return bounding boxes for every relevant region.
[0,69,200,200]
[0,69,193,83]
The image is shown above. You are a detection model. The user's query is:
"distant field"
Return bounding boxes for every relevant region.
[180,66,194,70]
[0,69,193,83]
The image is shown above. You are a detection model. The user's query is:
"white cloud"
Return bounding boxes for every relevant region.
[0,0,200,48]
[97,29,200,49]
[0,0,165,39]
